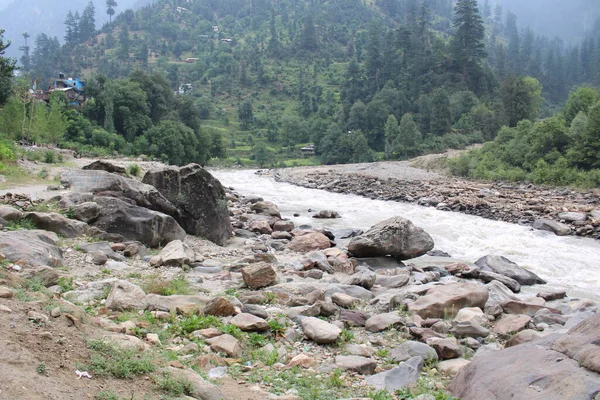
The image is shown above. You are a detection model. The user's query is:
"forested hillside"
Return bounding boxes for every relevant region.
[1,0,600,186]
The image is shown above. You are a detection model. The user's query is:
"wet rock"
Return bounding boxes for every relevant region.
[142,164,231,245]
[0,230,62,267]
[365,356,423,392]
[348,216,434,260]
[537,290,567,301]
[229,313,269,331]
[532,219,571,236]
[250,201,281,218]
[241,263,277,290]
[409,283,489,319]
[475,255,546,286]
[312,210,341,219]
[287,232,332,253]
[203,297,236,317]
[105,280,146,311]
[335,355,377,375]
[300,316,341,344]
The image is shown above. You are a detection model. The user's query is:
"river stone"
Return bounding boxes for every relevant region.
[205,334,242,357]
[453,307,487,326]
[494,314,532,335]
[365,356,424,392]
[71,201,101,223]
[22,266,60,287]
[144,294,211,312]
[105,280,146,311]
[162,367,224,400]
[450,321,490,338]
[287,232,332,253]
[156,239,194,267]
[22,212,87,238]
[478,270,521,293]
[532,219,571,236]
[89,196,185,248]
[142,164,231,245]
[505,329,543,348]
[335,355,377,375]
[331,292,359,308]
[375,274,410,289]
[302,251,334,274]
[365,313,403,332]
[313,210,341,219]
[0,230,62,267]
[241,263,277,289]
[62,279,117,303]
[203,297,235,317]
[537,290,567,301]
[300,316,341,344]
[249,219,272,234]
[558,211,587,222]
[408,283,489,319]
[250,201,281,218]
[475,255,546,285]
[344,269,377,289]
[348,216,434,260]
[438,359,471,376]
[272,220,294,232]
[241,304,269,319]
[339,309,371,327]
[427,337,462,360]
[390,341,438,363]
[80,241,125,261]
[501,300,559,316]
[0,205,24,221]
[345,344,377,357]
[448,331,600,400]
[229,313,269,331]
[551,313,600,373]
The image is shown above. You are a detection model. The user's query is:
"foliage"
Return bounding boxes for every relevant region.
[170,315,222,336]
[0,29,16,107]
[154,372,194,396]
[84,340,155,379]
[143,274,190,296]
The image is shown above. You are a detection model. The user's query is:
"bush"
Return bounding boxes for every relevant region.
[128,163,141,177]
[43,150,56,164]
[0,140,15,161]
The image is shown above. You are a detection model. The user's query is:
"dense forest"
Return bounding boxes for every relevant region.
[1,0,600,186]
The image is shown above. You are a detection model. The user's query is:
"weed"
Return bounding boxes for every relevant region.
[84,340,155,379]
[6,218,36,231]
[154,372,194,396]
[223,288,238,297]
[267,318,286,335]
[37,362,47,375]
[24,277,47,293]
[250,348,278,366]
[64,207,76,219]
[127,272,142,279]
[337,328,354,346]
[101,268,112,275]
[13,288,38,302]
[43,150,56,164]
[370,390,395,400]
[375,349,390,358]
[37,168,49,179]
[248,332,268,348]
[263,291,277,304]
[128,163,141,177]
[328,369,344,388]
[58,276,74,292]
[94,391,123,400]
[170,315,222,336]
[395,377,458,400]
[220,324,244,339]
[423,356,439,372]
[144,274,190,296]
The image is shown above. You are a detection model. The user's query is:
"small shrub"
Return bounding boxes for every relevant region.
[0,140,15,161]
[220,324,244,339]
[144,274,190,296]
[267,318,286,335]
[154,372,194,396]
[128,163,141,177]
[6,218,37,231]
[37,168,49,179]
[248,333,268,348]
[171,315,222,336]
[58,277,74,292]
[43,150,56,164]
[84,340,155,379]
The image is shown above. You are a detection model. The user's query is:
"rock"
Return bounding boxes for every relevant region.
[300,316,341,344]
[532,219,571,236]
[339,310,371,327]
[250,201,281,218]
[205,334,242,357]
[105,280,146,311]
[203,297,235,317]
[27,311,49,324]
[0,205,24,221]
[365,356,423,392]
[312,210,341,219]
[375,274,410,289]
[427,337,462,360]
[501,300,559,316]
[537,290,567,301]
[79,241,125,261]
[493,314,532,335]
[551,313,600,373]
[176,303,202,316]
[450,321,489,338]
[272,220,294,232]
[85,250,108,265]
[162,367,224,400]
[449,330,600,400]
[287,232,332,253]
[249,220,273,234]
[156,240,194,267]
[142,164,231,245]
[331,293,359,308]
[390,341,438,363]
[61,169,176,215]
[71,202,101,223]
[0,230,62,267]
[344,269,376,290]
[453,307,487,326]
[63,279,117,303]
[0,287,13,298]
[89,196,185,248]
[82,160,127,175]
[409,283,489,319]
[335,355,377,375]
[241,304,269,319]
[365,313,403,332]
[302,251,334,274]
[475,255,546,286]
[288,354,317,368]
[345,344,377,357]
[229,313,269,331]
[478,270,521,293]
[438,359,470,376]
[348,216,434,260]
[505,329,542,348]
[557,212,587,222]
[241,263,277,290]
[21,266,59,287]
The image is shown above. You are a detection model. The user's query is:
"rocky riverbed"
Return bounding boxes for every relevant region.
[0,159,598,400]
[274,161,600,239]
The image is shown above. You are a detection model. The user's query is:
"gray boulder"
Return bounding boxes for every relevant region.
[142,164,231,245]
[348,216,434,260]
[82,160,127,175]
[300,316,341,344]
[23,212,88,238]
[408,282,489,319]
[532,219,571,236]
[105,280,146,311]
[89,196,185,248]
[0,205,24,221]
[475,255,546,286]
[162,367,224,400]
[72,202,100,223]
[365,356,423,392]
[155,239,194,267]
[0,230,62,267]
[557,212,587,222]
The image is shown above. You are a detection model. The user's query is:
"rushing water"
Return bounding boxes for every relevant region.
[213,169,600,301]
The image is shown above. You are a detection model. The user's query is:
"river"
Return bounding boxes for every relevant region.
[213,169,600,301]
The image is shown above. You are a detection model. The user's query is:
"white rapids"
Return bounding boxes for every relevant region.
[213,169,600,301]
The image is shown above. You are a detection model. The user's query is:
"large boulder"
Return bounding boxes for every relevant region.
[300,316,341,344]
[287,232,332,253]
[23,212,88,238]
[142,164,231,245]
[551,313,600,373]
[348,216,434,260]
[105,280,146,311]
[532,219,571,236]
[154,239,194,267]
[408,282,489,319]
[241,263,277,289]
[0,230,62,267]
[82,160,127,175]
[89,196,185,247]
[448,326,600,400]
[61,169,177,216]
[475,255,546,285]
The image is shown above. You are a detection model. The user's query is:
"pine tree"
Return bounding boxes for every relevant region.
[106,0,118,23]
[384,114,399,158]
[300,15,317,52]
[451,0,486,89]
[431,88,452,135]
[64,11,78,43]
[395,113,422,158]
[19,32,31,72]
[0,29,16,107]
[79,2,96,43]
[267,11,280,57]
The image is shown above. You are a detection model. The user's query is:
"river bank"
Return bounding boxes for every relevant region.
[273,161,600,240]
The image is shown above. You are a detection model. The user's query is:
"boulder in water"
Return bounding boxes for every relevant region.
[348,216,434,260]
[475,255,546,286]
[532,219,571,236]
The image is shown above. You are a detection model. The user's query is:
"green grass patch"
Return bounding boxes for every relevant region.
[143,274,191,296]
[170,315,222,336]
[154,372,194,397]
[83,340,155,379]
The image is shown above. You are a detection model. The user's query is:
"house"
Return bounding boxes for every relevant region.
[221,38,233,43]
[184,58,199,63]
[212,26,219,32]
[301,144,315,156]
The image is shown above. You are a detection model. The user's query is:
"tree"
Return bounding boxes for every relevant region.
[46,95,67,144]
[146,120,200,166]
[19,32,31,72]
[238,100,254,130]
[106,0,118,23]
[79,2,96,43]
[384,114,399,158]
[431,89,452,135]
[300,14,318,52]
[569,101,600,169]
[501,76,543,127]
[564,87,599,125]
[251,142,270,167]
[64,11,79,44]
[451,0,486,89]
[117,23,130,61]
[0,30,16,107]
[394,113,422,158]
